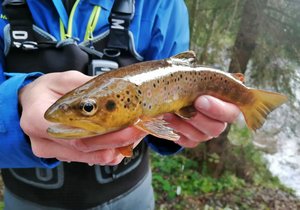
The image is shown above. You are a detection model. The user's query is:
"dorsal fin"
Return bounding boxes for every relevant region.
[168,51,197,66]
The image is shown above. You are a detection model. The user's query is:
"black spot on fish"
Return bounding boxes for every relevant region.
[116,94,120,98]
[148,105,152,109]
[105,100,116,111]
[127,98,130,102]
[153,83,156,88]
[180,74,183,78]
[143,103,147,107]
[138,89,142,95]
[126,90,130,95]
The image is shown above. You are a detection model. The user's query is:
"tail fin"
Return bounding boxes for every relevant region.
[240,89,288,131]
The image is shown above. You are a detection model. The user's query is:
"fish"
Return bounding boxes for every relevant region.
[44,51,288,157]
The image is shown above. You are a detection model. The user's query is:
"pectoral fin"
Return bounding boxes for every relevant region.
[134,117,180,141]
[118,144,134,157]
[175,106,197,119]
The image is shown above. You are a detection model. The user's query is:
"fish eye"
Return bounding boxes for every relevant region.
[80,99,97,116]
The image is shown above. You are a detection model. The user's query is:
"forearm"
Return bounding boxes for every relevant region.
[0,72,59,168]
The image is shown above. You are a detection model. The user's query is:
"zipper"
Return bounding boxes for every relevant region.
[59,0,81,40]
[84,6,101,41]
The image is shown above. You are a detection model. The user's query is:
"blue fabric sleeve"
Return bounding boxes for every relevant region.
[143,0,190,60]
[144,0,190,155]
[0,73,60,168]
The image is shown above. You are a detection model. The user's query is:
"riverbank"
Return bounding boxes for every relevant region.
[151,151,300,210]
[155,184,300,209]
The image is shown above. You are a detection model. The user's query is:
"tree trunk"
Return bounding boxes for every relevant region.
[188,0,200,43]
[229,0,267,73]
[206,0,267,177]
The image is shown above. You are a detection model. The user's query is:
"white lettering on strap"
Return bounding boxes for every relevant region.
[111,19,125,30]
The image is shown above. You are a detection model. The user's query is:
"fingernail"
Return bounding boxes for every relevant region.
[196,96,210,111]
[88,163,94,166]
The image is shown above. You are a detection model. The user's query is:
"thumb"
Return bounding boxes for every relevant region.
[46,70,93,94]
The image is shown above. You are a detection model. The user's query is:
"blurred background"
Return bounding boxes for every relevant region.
[152,0,300,209]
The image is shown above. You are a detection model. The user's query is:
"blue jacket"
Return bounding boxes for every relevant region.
[0,0,189,168]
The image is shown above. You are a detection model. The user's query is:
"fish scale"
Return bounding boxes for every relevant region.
[44,51,288,157]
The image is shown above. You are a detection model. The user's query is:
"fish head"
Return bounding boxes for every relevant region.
[44,78,143,138]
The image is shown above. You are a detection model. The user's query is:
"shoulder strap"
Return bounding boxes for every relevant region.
[2,0,54,49]
[105,0,134,56]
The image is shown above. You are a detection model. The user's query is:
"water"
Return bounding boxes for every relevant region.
[253,70,300,197]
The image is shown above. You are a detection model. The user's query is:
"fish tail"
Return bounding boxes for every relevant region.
[240,89,288,131]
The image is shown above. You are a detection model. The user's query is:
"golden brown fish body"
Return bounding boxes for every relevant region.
[45,51,287,153]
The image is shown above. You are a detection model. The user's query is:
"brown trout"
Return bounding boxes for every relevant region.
[44,51,288,157]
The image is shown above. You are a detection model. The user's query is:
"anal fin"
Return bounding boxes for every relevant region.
[134,117,180,141]
[118,144,134,157]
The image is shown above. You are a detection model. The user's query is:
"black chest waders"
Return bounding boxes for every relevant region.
[1,0,150,209]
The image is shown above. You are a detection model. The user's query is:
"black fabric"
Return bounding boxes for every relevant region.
[2,144,149,209]
[62,0,77,15]
[106,0,133,51]
[6,43,90,74]
[2,0,49,45]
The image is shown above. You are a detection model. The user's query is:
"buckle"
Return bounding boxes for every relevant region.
[88,59,119,76]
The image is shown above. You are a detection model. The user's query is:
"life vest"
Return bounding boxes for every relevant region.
[1,0,149,209]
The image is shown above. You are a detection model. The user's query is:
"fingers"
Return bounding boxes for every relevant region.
[45,71,92,94]
[185,112,227,137]
[70,127,147,152]
[29,126,146,165]
[164,113,212,141]
[194,95,240,123]
[164,95,240,148]
[31,137,124,165]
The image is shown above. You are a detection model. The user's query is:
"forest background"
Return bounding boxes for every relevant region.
[152,0,300,209]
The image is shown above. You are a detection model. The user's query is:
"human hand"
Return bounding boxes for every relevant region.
[163,95,241,148]
[19,71,146,165]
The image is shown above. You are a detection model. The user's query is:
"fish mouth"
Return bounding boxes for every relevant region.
[47,124,99,139]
